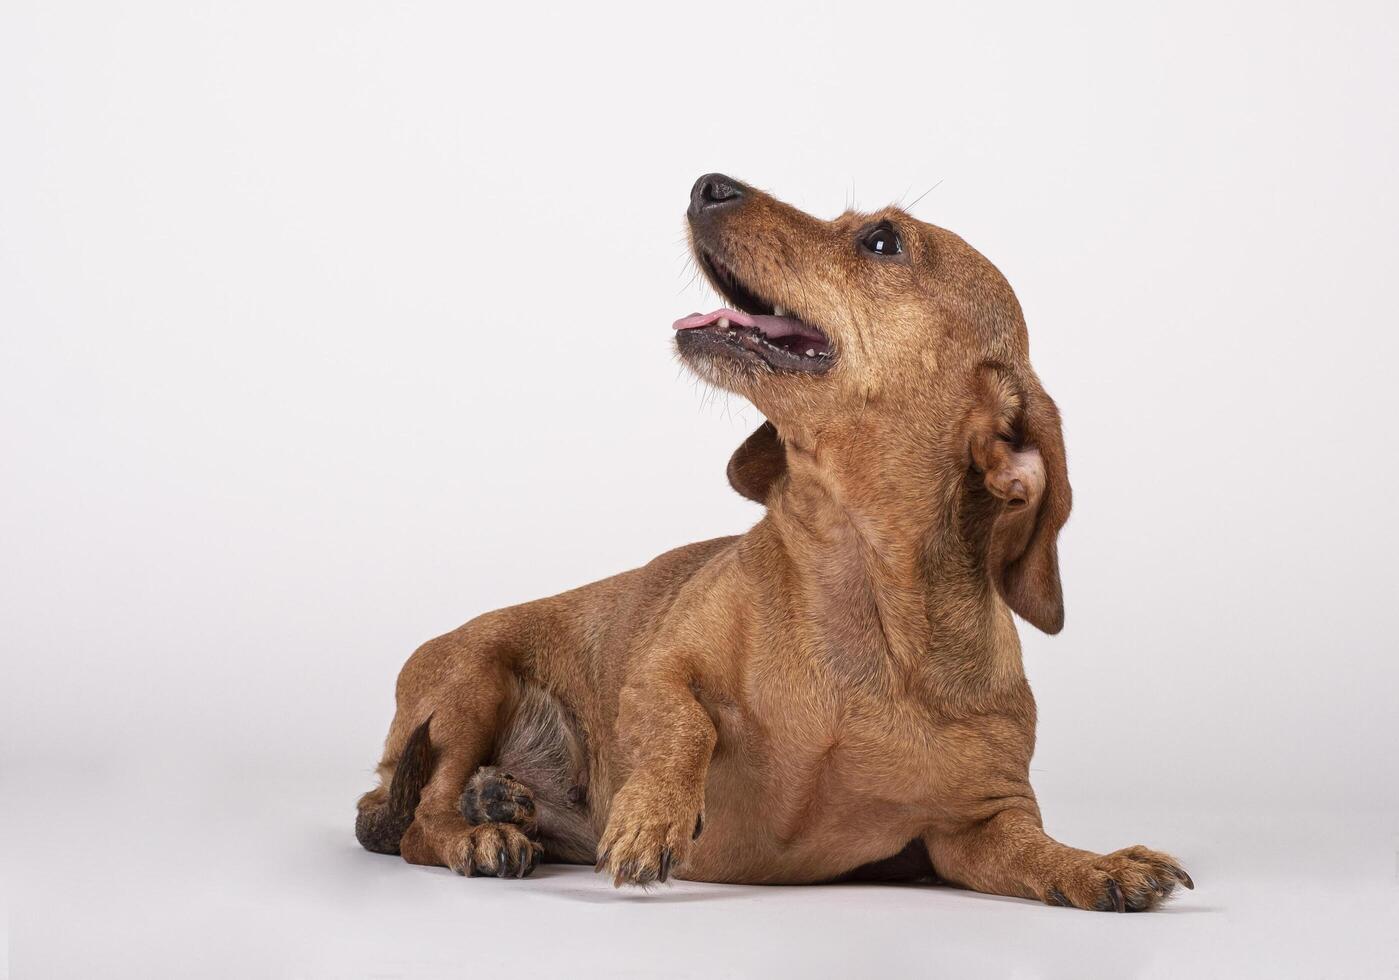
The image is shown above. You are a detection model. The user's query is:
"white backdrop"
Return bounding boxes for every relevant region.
[2,2,1396,977]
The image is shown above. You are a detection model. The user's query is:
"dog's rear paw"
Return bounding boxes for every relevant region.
[445,823,542,879]
[460,767,538,838]
[1043,845,1193,912]
[594,780,702,887]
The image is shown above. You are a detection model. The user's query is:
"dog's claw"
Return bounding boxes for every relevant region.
[693,814,704,840]
[1105,879,1126,913]
[1046,888,1071,907]
[658,847,673,883]
[593,849,610,873]
[613,860,635,888]
[1167,865,1194,889]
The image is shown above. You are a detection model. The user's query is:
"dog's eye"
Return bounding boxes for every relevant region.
[861,223,902,257]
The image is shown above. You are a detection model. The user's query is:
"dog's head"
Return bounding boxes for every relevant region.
[676,174,1071,634]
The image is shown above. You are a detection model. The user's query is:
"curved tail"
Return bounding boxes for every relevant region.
[355,715,435,854]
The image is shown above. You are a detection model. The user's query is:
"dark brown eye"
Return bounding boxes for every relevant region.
[861,223,902,256]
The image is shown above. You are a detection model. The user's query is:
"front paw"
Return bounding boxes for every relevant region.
[1043,845,1194,912]
[595,780,703,887]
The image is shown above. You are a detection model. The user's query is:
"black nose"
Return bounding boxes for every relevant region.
[689,173,745,217]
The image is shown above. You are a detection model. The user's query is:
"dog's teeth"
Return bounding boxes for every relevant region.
[716,317,730,329]
[773,305,787,317]
[805,349,816,357]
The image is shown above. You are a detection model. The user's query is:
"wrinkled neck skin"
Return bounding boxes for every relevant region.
[751,416,1027,713]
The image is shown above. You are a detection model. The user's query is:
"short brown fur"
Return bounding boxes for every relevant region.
[355,177,1191,910]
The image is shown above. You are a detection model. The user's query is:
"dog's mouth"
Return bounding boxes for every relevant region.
[673,251,834,374]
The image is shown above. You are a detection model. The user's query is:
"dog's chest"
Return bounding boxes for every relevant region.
[722,674,946,820]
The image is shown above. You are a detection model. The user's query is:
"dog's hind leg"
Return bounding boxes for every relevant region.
[459,684,599,866]
[356,611,542,877]
[461,768,539,837]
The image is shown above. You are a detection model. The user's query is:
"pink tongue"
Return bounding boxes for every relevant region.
[672,307,821,343]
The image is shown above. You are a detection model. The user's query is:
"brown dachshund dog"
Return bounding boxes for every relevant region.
[355,174,1193,911]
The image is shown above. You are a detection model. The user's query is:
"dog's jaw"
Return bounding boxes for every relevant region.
[675,247,837,378]
[674,306,833,373]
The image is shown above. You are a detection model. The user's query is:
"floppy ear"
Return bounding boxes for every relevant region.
[727,421,787,503]
[968,371,1072,634]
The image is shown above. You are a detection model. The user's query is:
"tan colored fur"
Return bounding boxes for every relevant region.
[355,177,1191,910]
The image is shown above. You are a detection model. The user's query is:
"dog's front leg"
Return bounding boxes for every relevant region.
[595,659,716,887]
[923,805,1193,912]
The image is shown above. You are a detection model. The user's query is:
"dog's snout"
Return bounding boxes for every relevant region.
[689,173,745,217]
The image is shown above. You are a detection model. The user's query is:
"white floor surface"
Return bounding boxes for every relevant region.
[4,768,1395,979]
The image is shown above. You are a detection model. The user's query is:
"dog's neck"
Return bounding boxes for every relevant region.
[760,426,1024,701]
